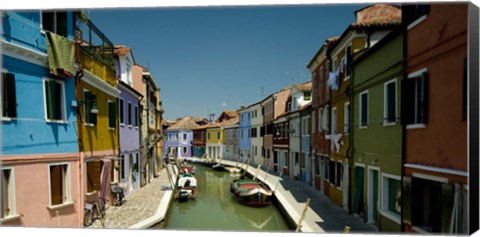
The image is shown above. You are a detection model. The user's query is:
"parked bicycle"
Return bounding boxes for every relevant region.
[84,192,106,226]
[111,183,125,206]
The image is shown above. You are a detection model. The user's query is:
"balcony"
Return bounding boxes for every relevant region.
[74,12,116,85]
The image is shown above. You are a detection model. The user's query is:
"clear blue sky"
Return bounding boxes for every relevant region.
[88,4,366,120]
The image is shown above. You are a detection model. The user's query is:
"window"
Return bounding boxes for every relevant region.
[411,177,453,233]
[403,69,428,127]
[183,147,187,154]
[314,156,320,176]
[134,153,140,173]
[41,11,68,37]
[331,107,337,134]
[208,132,210,140]
[381,174,401,222]
[108,101,116,129]
[217,132,220,140]
[324,157,329,180]
[49,163,70,206]
[345,45,352,78]
[120,155,125,180]
[344,102,350,134]
[183,133,187,140]
[403,4,430,28]
[384,79,397,125]
[323,106,330,131]
[87,161,101,193]
[360,91,368,128]
[318,109,322,132]
[329,159,335,182]
[304,92,311,101]
[1,72,17,119]
[312,112,316,133]
[83,90,97,125]
[119,99,124,125]
[44,79,66,122]
[134,106,139,127]
[336,161,343,188]
[128,103,132,126]
[1,168,16,218]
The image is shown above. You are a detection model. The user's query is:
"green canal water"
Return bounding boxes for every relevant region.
[154,164,292,232]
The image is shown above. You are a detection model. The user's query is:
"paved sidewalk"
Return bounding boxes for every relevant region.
[199,158,376,233]
[89,164,177,229]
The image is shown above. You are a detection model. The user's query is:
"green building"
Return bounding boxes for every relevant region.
[350,29,403,232]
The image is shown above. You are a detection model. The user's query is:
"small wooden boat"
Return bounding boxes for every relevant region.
[176,173,197,202]
[230,178,273,207]
[212,163,226,171]
[179,164,196,174]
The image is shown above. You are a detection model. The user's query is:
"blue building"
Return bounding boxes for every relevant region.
[1,11,82,227]
[238,106,253,162]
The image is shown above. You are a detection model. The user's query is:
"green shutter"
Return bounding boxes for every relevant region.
[84,91,91,123]
[2,73,17,118]
[90,94,97,125]
[109,101,116,128]
[46,80,60,120]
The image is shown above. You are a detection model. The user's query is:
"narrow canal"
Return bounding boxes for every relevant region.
[153,164,292,232]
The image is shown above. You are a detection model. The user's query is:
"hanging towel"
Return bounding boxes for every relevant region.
[46,31,75,78]
[99,159,112,200]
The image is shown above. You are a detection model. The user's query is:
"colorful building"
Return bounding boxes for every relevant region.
[1,10,82,227]
[75,13,120,211]
[238,106,253,161]
[401,3,468,234]
[327,3,401,210]
[132,65,161,186]
[223,116,239,161]
[249,102,263,166]
[164,117,198,159]
[272,87,292,174]
[300,102,312,184]
[261,94,275,170]
[192,124,208,158]
[350,28,403,231]
[308,36,337,192]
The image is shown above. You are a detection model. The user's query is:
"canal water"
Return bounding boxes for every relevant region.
[155,164,291,232]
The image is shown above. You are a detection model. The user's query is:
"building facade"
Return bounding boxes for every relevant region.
[401,3,468,234]
[351,29,403,231]
[1,10,82,227]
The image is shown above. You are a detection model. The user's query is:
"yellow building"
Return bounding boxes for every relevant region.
[74,15,120,208]
[206,123,224,160]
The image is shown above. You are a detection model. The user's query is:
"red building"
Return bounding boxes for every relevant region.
[401,3,468,234]
[307,37,338,192]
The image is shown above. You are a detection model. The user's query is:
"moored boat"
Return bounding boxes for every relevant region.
[212,163,226,171]
[230,178,273,207]
[176,172,197,202]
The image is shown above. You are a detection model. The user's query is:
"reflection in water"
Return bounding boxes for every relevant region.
[159,165,291,232]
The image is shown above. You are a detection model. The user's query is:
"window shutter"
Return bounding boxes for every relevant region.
[420,72,429,124]
[401,79,415,125]
[109,102,116,128]
[440,183,454,233]
[402,176,412,225]
[2,73,17,118]
[387,83,396,122]
[87,161,102,192]
[119,99,124,124]
[50,165,63,205]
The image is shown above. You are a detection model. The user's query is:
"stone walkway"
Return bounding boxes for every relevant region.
[89,164,177,229]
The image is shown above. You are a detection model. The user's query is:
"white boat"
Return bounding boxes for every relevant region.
[176,173,197,201]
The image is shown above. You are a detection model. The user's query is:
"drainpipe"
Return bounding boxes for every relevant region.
[73,12,86,226]
[348,64,354,214]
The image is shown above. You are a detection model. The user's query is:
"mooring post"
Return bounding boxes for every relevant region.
[253,164,261,180]
[273,172,283,193]
[295,198,311,232]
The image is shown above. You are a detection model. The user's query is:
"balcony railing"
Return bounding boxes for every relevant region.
[74,12,115,72]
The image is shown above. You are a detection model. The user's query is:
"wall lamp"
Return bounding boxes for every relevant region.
[71,100,99,114]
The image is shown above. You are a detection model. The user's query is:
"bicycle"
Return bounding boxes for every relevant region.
[84,194,106,226]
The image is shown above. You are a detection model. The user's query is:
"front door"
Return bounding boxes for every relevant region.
[368,167,379,224]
